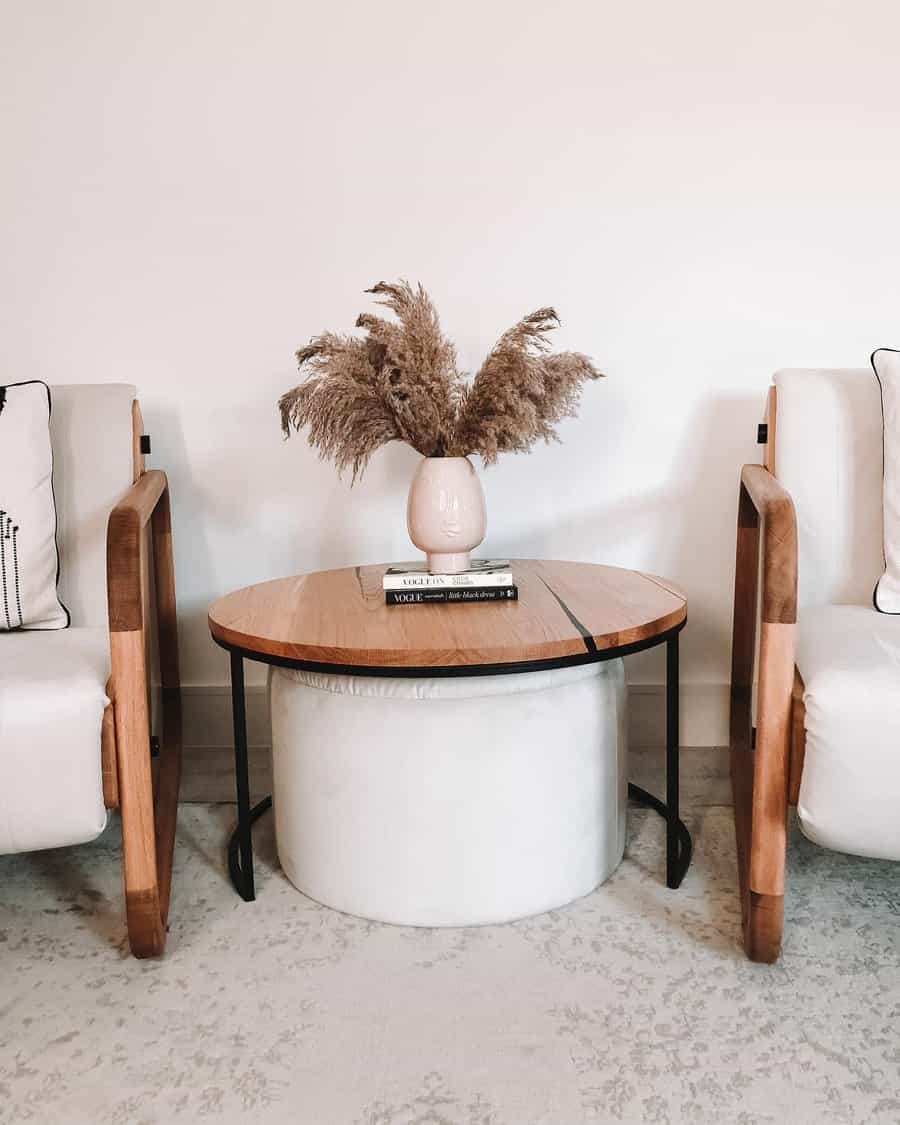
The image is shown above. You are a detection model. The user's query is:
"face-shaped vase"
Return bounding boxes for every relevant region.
[406,457,487,574]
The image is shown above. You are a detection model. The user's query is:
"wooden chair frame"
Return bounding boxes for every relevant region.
[729,387,804,962]
[102,402,182,957]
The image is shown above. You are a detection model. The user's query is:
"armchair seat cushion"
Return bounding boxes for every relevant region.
[796,605,900,861]
[0,628,109,854]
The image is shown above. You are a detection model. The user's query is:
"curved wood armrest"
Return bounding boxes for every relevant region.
[105,463,181,956]
[107,469,168,632]
[738,464,798,625]
[111,467,166,528]
[730,461,798,960]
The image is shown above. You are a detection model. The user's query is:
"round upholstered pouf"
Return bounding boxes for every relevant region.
[268,659,627,926]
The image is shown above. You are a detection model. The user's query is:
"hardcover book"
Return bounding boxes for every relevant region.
[383,559,513,590]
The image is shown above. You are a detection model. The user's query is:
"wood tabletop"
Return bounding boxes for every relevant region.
[207,560,686,671]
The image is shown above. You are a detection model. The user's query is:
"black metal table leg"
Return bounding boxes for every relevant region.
[227,651,273,901]
[627,628,692,888]
[666,631,685,888]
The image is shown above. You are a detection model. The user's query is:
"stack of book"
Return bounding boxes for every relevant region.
[383,560,517,606]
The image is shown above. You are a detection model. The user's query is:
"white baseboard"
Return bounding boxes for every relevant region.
[179,681,730,752]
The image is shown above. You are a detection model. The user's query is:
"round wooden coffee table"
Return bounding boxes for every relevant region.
[208,559,690,902]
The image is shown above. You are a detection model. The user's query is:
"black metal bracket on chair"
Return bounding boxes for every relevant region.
[757,423,768,444]
[140,434,151,455]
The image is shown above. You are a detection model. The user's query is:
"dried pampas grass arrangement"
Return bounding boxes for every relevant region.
[279,281,602,480]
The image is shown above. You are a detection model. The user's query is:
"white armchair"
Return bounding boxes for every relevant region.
[0,384,181,957]
[730,369,900,962]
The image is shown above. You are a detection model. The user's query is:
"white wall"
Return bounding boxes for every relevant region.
[3,0,900,744]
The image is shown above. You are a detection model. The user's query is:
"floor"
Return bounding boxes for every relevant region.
[1,753,898,1125]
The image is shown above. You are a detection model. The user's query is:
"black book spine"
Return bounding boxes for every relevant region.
[385,586,519,606]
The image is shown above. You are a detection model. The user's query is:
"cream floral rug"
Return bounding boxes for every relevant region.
[0,805,897,1124]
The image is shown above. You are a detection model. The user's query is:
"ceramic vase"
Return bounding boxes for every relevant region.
[406,456,487,574]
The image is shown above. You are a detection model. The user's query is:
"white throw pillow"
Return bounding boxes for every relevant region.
[873,349,900,613]
[0,381,69,629]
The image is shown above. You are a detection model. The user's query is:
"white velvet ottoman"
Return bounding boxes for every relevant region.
[268,659,627,926]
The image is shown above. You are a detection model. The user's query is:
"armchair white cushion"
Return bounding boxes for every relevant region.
[51,384,136,627]
[774,369,900,861]
[0,384,135,856]
[0,628,109,852]
[794,605,900,860]
[773,368,883,610]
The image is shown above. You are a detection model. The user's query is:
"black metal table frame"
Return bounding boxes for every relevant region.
[215,618,691,903]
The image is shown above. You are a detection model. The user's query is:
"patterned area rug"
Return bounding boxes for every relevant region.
[0,805,897,1124]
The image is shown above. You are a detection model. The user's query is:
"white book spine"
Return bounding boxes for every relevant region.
[382,572,514,590]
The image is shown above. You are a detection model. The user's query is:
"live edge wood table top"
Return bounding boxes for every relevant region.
[208,560,687,674]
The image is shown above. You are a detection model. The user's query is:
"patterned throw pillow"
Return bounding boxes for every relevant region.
[0,381,69,629]
[872,349,900,613]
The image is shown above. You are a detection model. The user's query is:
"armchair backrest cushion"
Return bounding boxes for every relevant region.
[50,384,136,628]
[774,369,883,609]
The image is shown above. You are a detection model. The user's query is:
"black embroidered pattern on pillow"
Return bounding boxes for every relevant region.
[1,510,23,629]
[0,380,70,630]
[0,388,20,626]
